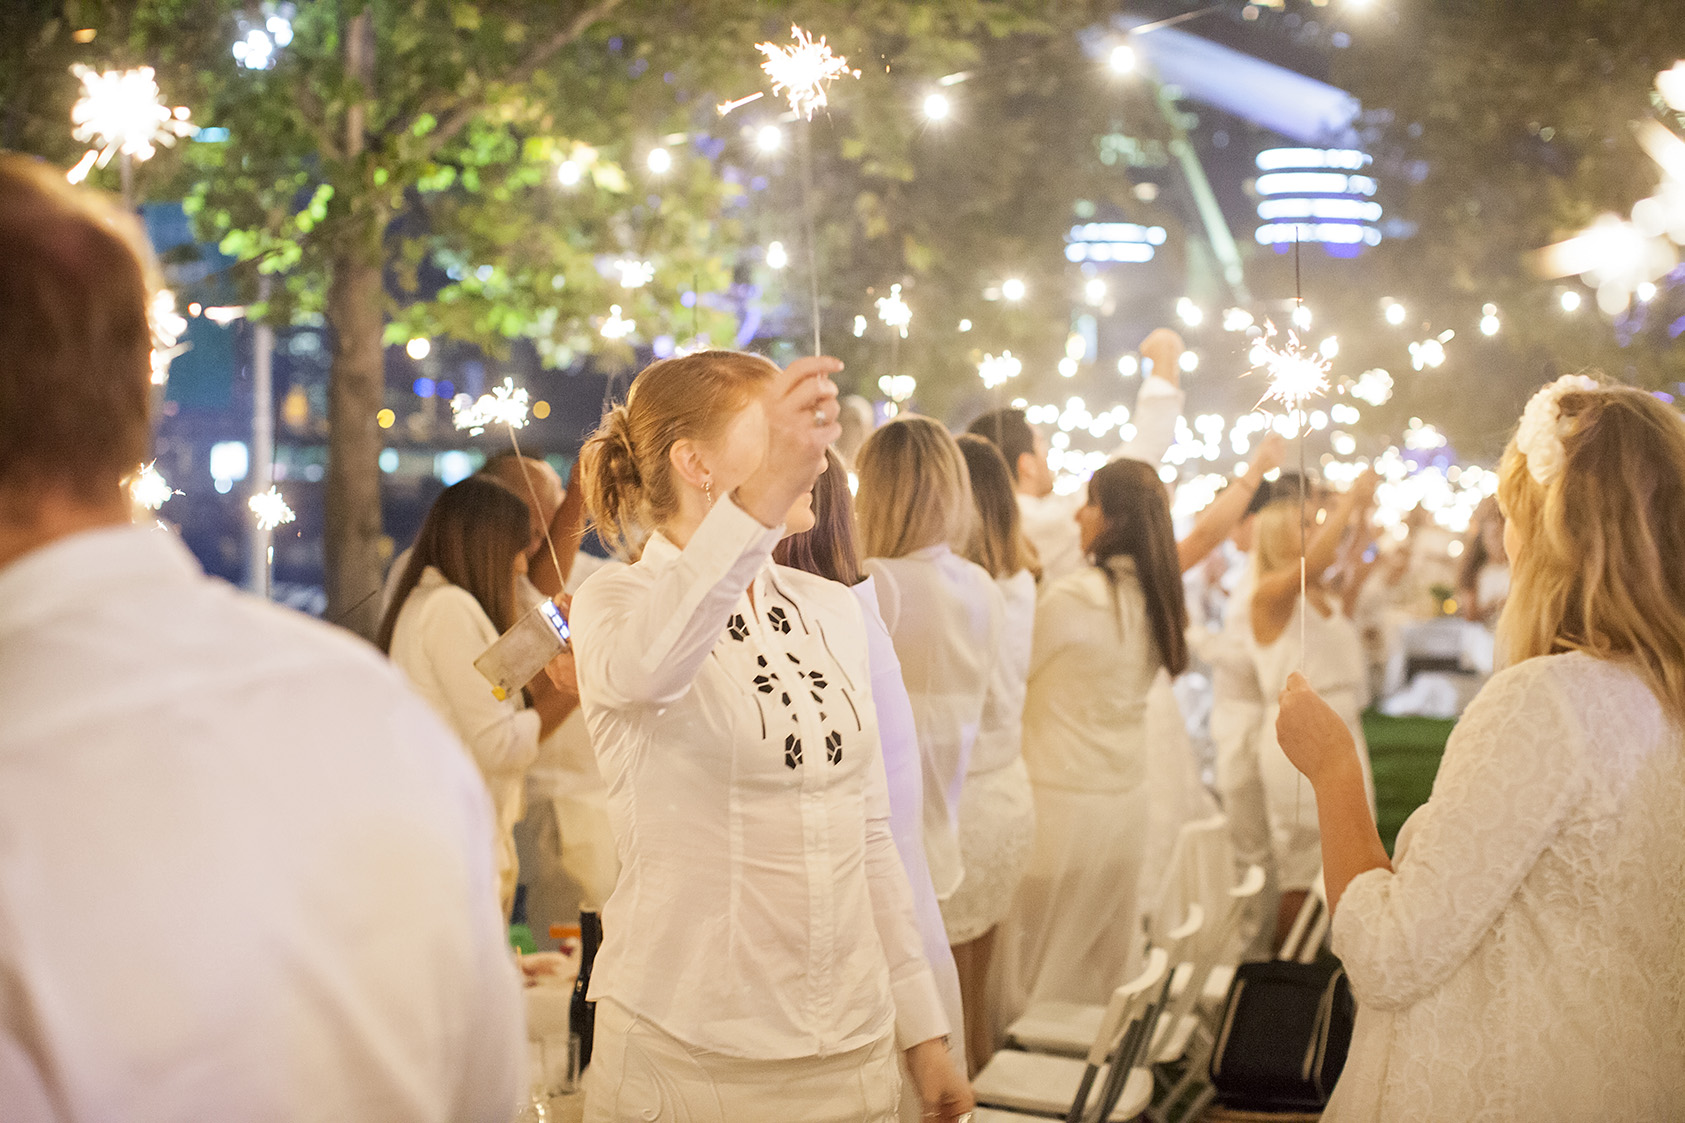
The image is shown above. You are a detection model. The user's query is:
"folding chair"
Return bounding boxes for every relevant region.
[1146,865,1267,1122]
[1005,812,1233,1058]
[974,948,1170,1123]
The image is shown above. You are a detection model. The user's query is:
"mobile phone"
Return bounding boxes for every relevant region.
[474,598,571,701]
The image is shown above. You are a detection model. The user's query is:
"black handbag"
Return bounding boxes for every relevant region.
[1207,958,1355,1112]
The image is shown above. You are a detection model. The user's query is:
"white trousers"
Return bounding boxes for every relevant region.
[583,1001,900,1123]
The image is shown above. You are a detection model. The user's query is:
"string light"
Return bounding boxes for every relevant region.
[66,65,194,183]
[616,258,655,288]
[922,93,951,121]
[249,486,296,531]
[1000,277,1026,302]
[405,337,431,360]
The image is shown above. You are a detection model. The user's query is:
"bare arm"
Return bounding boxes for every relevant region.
[1252,470,1379,644]
[1177,433,1287,573]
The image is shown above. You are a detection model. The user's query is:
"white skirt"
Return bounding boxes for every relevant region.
[988,782,1150,1038]
[583,1001,900,1123]
[941,758,1037,945]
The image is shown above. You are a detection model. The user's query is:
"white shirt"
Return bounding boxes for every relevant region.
[1328,653,1685,1121]
[864,547,1005,900]
[1019,374,1185,582]
[849,578,967,1074]
[1022,559,1162,793]
[0,527,522,1123]
[570,499,946,1060]
[390,567,542,840]
[972,569,1037,775]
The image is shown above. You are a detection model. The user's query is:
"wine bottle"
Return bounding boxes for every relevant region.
[569,910,601,1068]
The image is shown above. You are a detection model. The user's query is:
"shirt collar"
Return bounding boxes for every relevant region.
[0,524,204,642]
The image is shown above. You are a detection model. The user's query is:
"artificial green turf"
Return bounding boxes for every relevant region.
[1362,711,1458,855]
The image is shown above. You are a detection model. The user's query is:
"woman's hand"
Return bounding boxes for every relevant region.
[905,1038,974,1123]
[1139,327,1186,388]
[734,356,843,528]
[1276,671,1359,787]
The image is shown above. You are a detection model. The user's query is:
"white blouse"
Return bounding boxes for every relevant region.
[1327,652,1685,1121]
[570,499,946,1060]
[1022,559,1161,793]
[865,546,1005,899]
[973,568,1037,775]
[390,566,541,827]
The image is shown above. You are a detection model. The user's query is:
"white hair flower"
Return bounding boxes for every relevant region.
[1515,374,1599,485]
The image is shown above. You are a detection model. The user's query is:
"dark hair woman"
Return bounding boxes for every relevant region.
[380,475,551,920]
[992,458,1193,1031]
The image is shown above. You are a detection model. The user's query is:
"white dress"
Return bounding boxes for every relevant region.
[865,546,1005,903]
[943,568,1039,945]
[990,559,1161,1031]
[1250,592,1374,891]
[570,500,945,1121]
[1327,653,1685,1121]
[390,566,542,915]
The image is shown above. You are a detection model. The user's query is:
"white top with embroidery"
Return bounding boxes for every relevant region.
[570,499,946,1060]
[1328,652,1685,1121]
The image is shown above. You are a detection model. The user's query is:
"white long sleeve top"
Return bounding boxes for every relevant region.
[0,527,521,1123]
[389,567,541,831]
[569,499,947,1060]
[864,546,1005,900]
[1022,559,1162,794]
[972,568,1037,775]
[1020,374,1185,581]
[850,577,968,1073]
[1326,652,1685,1121]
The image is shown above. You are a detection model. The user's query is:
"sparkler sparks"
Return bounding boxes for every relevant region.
[719,25,859,120]
[249,486,296,531]
[1248,322,1331,413]
[978,351,1023,390]
[128,462,179,511]
[149,288,188,386]
[875,283,911,338]
[66,65,194,183]
[451,378,530,435]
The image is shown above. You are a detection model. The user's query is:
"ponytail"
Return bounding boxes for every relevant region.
[578,404,644,560]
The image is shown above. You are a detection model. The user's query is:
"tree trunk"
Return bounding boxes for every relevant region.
[324,246,386,639]
[324,7,384,640]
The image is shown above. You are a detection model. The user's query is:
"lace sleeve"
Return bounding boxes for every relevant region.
[1332,657,1588,1010]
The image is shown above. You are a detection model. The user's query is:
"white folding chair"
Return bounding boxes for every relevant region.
[1146,865,1267,1122]
[1007,903,1204,1058]
[974,948,1170,1123]
[1005,813,1232,1059]
[1278,871,1330,965]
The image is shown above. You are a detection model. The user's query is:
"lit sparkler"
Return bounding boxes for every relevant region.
[451,377,531,435]
[599,305,636,341]
[128,461,179,511]
[66,65,194,184]
[719,25,859,119]
[1248,323,1331,413]
[149,288,189,386]
[978,351,1023,390]
[249,486,296,531]
[875,283,911,338]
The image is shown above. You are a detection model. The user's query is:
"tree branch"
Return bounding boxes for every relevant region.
[425,0,626,155]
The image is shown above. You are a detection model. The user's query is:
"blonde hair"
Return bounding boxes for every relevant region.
[578,350,777,559]
[0,153,156,506]
[1253,494,1311,579]
[1497,381,1685,724]
[855,414,971,559]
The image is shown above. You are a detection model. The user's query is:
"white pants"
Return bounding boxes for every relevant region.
[583,1001,899,1123]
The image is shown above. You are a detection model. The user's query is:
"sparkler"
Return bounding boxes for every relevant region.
[720,26,858,356]
[978,351,1022,390]
[450,377,565,589]
[66,65,194,203]
[128,462,179,512]
[875,284,911,338]
[1248,323,1331,414]
[249,486,296,531]
[718,26,860,120]
[149,288,189,386]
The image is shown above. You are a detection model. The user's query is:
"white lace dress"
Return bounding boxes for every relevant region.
[1328,652,1685,1121]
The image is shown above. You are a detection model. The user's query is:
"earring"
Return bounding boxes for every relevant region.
[703,478,714,507]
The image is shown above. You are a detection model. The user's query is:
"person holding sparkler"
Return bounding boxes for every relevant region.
[1247,470,1380,948]
[0,155,523,1121]
[571,351,972,1122]
[1275,379,1685,1120]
